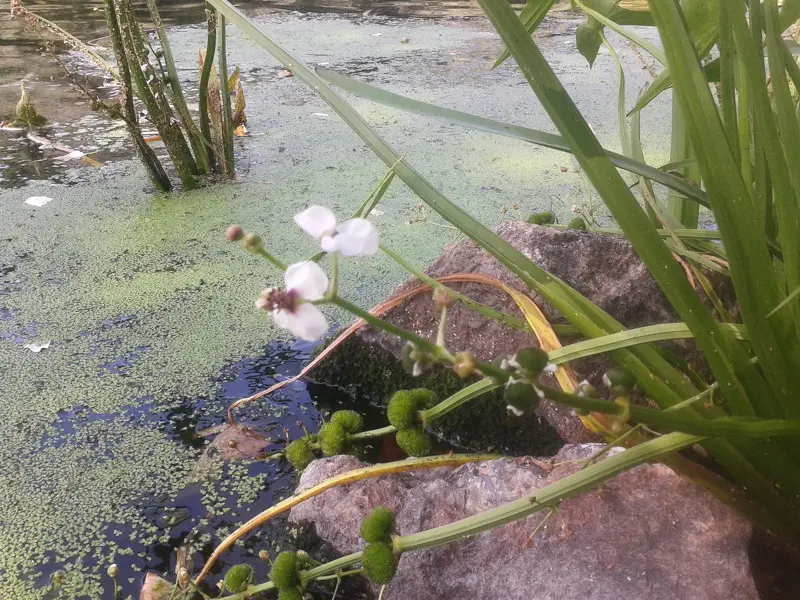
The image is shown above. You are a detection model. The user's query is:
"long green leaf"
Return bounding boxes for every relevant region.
[478,0,757,418]
[316,67,709,207]
[482,0,800,535]
[549,322,748,365]
[493,0,558,69]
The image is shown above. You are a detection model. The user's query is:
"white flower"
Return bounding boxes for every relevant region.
[294,205,379,256]
[256,261,329,341]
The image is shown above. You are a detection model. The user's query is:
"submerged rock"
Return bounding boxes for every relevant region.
[289,445,758,600]
[139,573,174,600]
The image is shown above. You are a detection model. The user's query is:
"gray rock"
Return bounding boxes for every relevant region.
[289,445,757,600]
[353,222,680,443]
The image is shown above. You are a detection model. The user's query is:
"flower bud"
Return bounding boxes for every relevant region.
[602,367,636,395]
[610,396,631,434]
[432,287,454,309]
[511,347,549,377]
[243,233,262,249]
[453,351,477,379]
[258,550,270,561]
[106,564,118,579]
[504,381,543,416]
[226,225,244,241]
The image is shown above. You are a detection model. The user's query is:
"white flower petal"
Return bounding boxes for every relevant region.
[293,206,337,240]
[284,303,329,341]
[284,261,328,300]
[320,235,338,254]
[334,218,379,256]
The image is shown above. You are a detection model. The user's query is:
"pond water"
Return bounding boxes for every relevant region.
[0,1,499,188]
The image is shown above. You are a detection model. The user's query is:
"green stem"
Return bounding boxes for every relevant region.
[199,5,217,168]
[102,0,171,191]
[251,246,286,271]
[145,0,211,174]
[540,385,800,439]
[217,14,235,175]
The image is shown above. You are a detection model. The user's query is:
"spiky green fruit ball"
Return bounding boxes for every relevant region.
[362,542,399,585]
[330,410,364,433]
[318,421,347,456]
[387,390,418,429]
[528,211,555,225]
[409,388,437,409]
[360,507,396,543]
[224,564,254,593]
[285,438,314,471]
[567,217,587,230]
[504,381,541,416]
[270,551,298,589]
[395,427,431,457]
[277,587,304,600]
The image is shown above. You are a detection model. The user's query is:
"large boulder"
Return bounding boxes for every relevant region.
[289,445,758,600]
[314,222,691,446]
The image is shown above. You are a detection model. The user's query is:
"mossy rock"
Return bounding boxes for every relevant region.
[310,336,562,456]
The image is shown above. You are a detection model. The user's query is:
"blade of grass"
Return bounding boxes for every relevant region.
[575,0,666,64]
[478,0,759,419]
[549,322,747,364]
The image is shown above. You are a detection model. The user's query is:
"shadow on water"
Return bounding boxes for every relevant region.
[34,334,385,599]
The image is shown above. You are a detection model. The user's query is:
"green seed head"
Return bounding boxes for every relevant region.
[409,388,437,409]
[504,381,542,416]
[270,551,299,589]
[567,217,587,230]
[330,410,364,433]
[512,347,549,376]
[360,507,396,543]
[285,438,314,471]
[362,542,399,585]
[318,421,347,456]
[277,587,304,600]
[224,564,254,593]
[603,367,636,394]
[395,427,431,457]
[387,390,419,429]
[528,211,555,225]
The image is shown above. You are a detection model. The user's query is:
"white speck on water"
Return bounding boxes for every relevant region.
[25,196,52,207]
